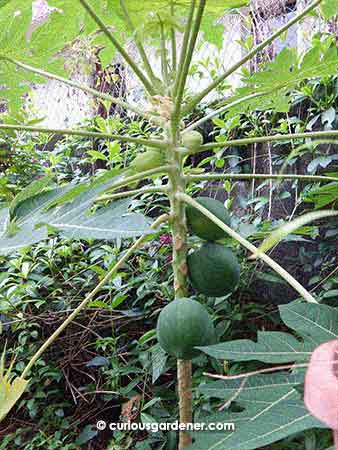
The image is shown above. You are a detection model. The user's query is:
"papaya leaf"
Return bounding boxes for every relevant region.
[320,0,338,19]
[199,371,305,400]
[194,303,338,449]
[198,331,313,363]
[224,44,338,115]
[254,210,338,257]
[279,303,338,345]
[9,175,54,218]
[188,385,323,450]
[0,0,84,113]
[0,0,250,112]
[0,176,153,255]
[0,349,28,422]
[200,303,338,364]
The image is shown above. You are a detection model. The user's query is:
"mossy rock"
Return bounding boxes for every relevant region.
[186,196,231,241]
[156,298,216,360]
[188,243,240,297]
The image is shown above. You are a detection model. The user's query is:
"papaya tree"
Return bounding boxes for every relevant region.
[0,1,338,449]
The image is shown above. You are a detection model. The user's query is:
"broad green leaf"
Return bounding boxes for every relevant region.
[305,182,338,209]
[279,303,338,345]
[0,0,84,112]
[9,175,54,218]
[0,176,153,255]
[224,44,338,115]
[199,371,305,400]
[199,331,313,363]
[193,303,338,449]
[254,210,338,257]
[189,383,323,450]
[0,0,250,112]
[201,303,338,365]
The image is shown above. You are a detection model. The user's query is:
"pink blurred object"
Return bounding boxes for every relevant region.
[26,0,63,41]
[159,234,172,245]
[304,340,338,449]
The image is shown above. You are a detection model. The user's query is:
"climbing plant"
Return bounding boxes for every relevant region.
[0,1,338,449]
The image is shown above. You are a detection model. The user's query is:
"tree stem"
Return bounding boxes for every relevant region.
[167,122,192,449]
[21,214,168,379]
[178,360,193,447]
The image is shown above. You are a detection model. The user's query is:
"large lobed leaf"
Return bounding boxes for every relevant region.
[224,43,338,115]
[198,331,313,363]
[0,175,153,255]
[192,302,338,449]
[190,376,324,450]
[0,0,84,113]
[0,0,249,111]
[200,303,338,363]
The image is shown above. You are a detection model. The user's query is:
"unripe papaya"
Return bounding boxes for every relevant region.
[182,130,203,150]
[186,196,231,241]
[130,149,164,173]
[188,243,240,297]
[156,298,216,359]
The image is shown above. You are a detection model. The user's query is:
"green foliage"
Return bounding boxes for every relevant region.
[225,39,338,115]
[0,0,248,112]
[0,0,82,113]
[0,1,337,449]
[0,174,153,254]
[191,302,338,449]
[320,0,338,19]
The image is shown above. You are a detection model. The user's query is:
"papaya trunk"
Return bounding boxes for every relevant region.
[167,125,192,449]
